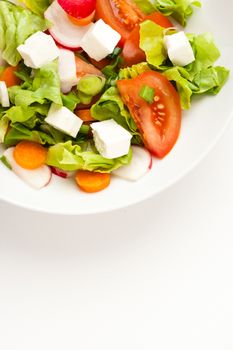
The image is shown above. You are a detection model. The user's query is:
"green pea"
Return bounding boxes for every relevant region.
[78,75,105,96]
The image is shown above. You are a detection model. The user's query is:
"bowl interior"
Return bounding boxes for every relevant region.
[0,0,233,215]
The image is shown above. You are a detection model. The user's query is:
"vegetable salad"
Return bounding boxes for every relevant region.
[0,0,229,192]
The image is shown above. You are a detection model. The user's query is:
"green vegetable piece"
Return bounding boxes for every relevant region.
[78,75,105,96]
[46,141,132,173]
[139,20,167,68]
[0,155,12,170]
[0,1,48,66]
[133,0,201,26]
[139,85,155,104]
[119,62,150,80]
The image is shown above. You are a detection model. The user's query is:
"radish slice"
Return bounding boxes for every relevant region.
[57,0,96,19]
[58,48,80,93]
[44,0,94,50]
[113,146,153,181]
[3,147,52,189]
[51,166,75,179]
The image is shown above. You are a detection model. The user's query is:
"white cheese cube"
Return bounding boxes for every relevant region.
[58,48,79,94]
[45,103,83,138]
[80,19,121,62]
[164,31,195,67]
[0,81,10,107]
[91,119,132,159]
[17,32,60,69]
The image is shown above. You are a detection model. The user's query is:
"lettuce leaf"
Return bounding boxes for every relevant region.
[139,20,167,68]
[133,0,201,26]
[46,141,133,173]
[91,87,142,145]
[8,61,62,106]
[4,123,57,147]
[0,1,47,66]
[164,33,229,108]
[163,67,193,109]
[20,0,51,16]
[0,115,9,143]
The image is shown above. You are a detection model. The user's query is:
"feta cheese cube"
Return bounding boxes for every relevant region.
[17,32,60,69]
[45,103,83,138]
[164,31,195,67]
[80,19,121,62]
[58,48,79,94]
[0,81,10,107]
[91,119,132,159]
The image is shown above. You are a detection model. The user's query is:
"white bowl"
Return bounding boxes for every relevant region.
[0,0,232,215]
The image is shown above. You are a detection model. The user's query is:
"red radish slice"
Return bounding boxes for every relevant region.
[51,166,75,179]
[44,0,93,50]
[3,147,52,189]
[113,146,153,181]
[57,0,96,19]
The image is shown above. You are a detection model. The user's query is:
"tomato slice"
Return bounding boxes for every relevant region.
[122,12,173,67]
[95,0,145,43]
[117,71,182,158]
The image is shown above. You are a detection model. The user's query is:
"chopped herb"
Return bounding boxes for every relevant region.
[139,85,155,104]
[0,155,12,170]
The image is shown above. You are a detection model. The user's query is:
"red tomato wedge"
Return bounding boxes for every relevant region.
[117,71,182,158]
[122,12,173,67]
[95,0,145,43]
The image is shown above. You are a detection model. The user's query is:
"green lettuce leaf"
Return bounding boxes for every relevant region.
[134,0,201,26]
[0,1,47,66]
[4,123,57,147]
[163,33,229,108]
[61,91,80,112]
[133,0,155,14]
[119,62,151,79]
[192,66,230,95]
[139,20,167,68]
[91,87,142,145]
[8,61,62,106]
[46,141,133,173]
[0,115,9,143]
[4,104,49,124]
[20,0,51,16]
[187,33,221,78]
[163,67,192,109]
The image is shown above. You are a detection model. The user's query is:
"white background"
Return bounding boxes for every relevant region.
[0,119,232,349]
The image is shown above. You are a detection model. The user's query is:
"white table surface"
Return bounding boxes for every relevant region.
[0,119,232,349]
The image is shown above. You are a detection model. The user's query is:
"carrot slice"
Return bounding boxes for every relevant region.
[0,66,21,87]
[76,109,95,122]
[68,11,95,26]
[13,141,47,170]
[75,170,111,193]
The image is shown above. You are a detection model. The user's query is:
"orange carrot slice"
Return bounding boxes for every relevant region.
[0,66,21,87]
[68,11,95,26]
[13,141,47,170]
[76,109,95,122]
[75,170,111,193]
